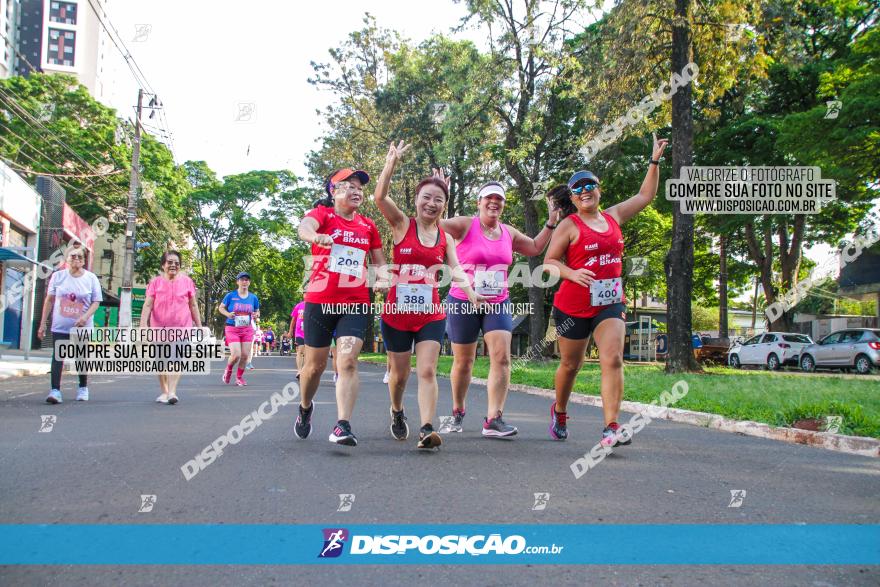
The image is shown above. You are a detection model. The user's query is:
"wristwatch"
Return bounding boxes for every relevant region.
[545,222,557,230]
[649,159,660,166]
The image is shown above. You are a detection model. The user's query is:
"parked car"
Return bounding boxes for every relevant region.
[728,332,814,370]
[799,329,880,375]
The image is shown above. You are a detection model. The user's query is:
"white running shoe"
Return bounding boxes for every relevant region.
[75,387,89,401]
[155,394,169,404]
[46,389,63,404]
[383,371,389,384]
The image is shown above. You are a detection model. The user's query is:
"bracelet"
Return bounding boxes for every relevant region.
[649,159,660,166]
[545,222,557,230]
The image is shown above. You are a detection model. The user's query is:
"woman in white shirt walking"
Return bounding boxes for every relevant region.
[37,246,102,403]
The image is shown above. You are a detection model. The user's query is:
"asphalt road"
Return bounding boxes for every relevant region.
[1,355,878,586]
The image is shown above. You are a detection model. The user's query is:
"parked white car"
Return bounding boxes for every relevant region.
[728,332,814,370]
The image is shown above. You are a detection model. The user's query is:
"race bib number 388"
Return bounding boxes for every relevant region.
[329,244,366,278]
[396,283,432,312]
[591,277,623,306]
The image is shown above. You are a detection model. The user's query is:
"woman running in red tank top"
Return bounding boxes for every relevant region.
[543,134,668,447]
[373,140,485,450]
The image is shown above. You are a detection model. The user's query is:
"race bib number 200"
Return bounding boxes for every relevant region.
[591,277,623,307]
[329,244,366,278]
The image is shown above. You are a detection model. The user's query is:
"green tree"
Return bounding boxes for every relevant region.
[182,163,306,331]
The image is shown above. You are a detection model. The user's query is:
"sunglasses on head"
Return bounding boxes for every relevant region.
[571,183,599,194]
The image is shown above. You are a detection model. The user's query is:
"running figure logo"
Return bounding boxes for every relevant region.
[38,415,56,433]
[318,528,349,558]
[532,492,550,511]
[824,100,842,119]
[825,416,843,434]
[438,416,454,433]
[337,493,355,512]
[728,490,747,508]
[138,494,157,513]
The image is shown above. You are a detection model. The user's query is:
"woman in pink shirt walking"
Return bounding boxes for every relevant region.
[140,250,202,405]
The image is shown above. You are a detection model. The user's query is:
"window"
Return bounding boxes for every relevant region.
[841,331,866,343]
[49,2,77,25]
[782,334,812,344]
[743,335,762,346]
[47,29,75,66]
[820,332,843,345]
[760,334,777,343]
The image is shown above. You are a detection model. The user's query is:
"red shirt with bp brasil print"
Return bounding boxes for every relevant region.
[303,205,382,304]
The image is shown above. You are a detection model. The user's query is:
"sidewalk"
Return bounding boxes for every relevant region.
[0,349,52,380]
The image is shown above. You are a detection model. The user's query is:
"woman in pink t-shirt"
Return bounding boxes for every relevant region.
[140,250,202,405]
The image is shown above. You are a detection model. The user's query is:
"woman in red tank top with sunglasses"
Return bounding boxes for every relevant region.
[543,134,668,448]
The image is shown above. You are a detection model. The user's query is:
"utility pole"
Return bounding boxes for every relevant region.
[119,88,143,328]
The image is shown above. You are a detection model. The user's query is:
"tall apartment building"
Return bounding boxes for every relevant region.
[11,0,131,111]
[0,0,20,78]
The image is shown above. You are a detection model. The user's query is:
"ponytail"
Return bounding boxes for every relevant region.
[547,184,576,219]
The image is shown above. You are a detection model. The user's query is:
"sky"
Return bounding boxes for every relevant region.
[108,0,481,181]
[103,0,875,286]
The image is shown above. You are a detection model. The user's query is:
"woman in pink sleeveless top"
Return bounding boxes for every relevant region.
[438,179,560,438]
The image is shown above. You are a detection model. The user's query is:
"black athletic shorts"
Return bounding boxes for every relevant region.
[381,318,446,353]
[304,302,370,347]
[295,336,305,346]
[553,303,627,341]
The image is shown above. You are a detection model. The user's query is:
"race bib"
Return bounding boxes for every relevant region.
[396,283,433,313]
[234,314,251,327]
[59,295,84,318]
[474,270,504,296]
[591,278,623,306]
[329,244,366,278]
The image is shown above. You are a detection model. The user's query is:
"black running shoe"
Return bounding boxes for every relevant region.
[294,402,314,439]
[329,419,358,446]
[417,424,442,449]
[390,407,409,440]
[482,411,518,438]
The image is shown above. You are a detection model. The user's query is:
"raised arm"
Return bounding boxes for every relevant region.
[606,133,668,225]
[509,200,561,256]
[374,141,412,242]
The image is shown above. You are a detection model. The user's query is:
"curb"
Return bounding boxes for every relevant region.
[0,366,51,380]
[359,358,880,458]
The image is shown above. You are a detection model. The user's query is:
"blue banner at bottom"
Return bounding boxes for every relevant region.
[0,524,877,565]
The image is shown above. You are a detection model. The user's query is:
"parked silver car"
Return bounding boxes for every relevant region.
[800,329,880,375]
[728,332,814,370]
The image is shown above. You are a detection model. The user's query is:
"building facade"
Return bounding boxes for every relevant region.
[0,159,41,349]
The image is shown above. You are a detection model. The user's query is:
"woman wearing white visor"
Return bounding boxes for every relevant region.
[439,179,560,437]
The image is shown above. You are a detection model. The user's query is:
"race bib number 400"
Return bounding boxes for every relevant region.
[234,314,251,327]
[591,277,623,307]
[474,270,504,296]
[396,283,432,312]
[329,244,366,278]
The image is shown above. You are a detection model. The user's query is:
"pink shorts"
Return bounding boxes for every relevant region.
[225,325,255,344]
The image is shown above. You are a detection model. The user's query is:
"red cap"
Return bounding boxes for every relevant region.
[327,168,370,195]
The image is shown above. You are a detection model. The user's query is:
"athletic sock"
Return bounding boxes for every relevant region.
[236,368,244,378]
